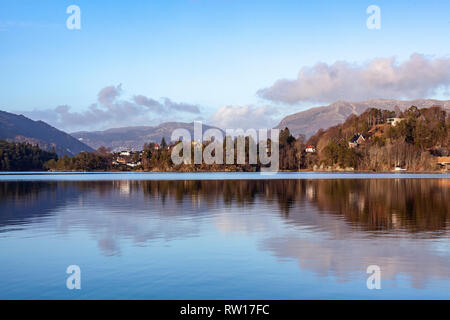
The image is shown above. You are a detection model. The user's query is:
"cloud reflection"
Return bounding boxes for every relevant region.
[0,179,449,287]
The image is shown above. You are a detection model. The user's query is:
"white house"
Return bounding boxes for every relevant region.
[387,118,404,126]
[126,161,141,168]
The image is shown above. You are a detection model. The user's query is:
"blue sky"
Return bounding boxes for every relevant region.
[0,0,449,131]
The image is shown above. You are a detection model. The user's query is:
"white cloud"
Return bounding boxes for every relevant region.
[98,84,123,106]
[22,85,201,132]
[210,105,278,130]
[257,54,450,104]
[133,95,200,114]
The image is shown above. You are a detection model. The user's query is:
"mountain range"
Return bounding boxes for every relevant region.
[0,110,93,156]
[276,99,450,138]
[71,122,223,151]
[2,98,449,153]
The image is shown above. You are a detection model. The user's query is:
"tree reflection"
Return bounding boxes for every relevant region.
[0,178,448,234]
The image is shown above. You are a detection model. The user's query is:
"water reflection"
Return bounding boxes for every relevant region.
[2,179,448,233]
[0,178,449,296]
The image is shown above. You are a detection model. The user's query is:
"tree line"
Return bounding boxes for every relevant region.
[0,140,58,171]
[1,106,449,171]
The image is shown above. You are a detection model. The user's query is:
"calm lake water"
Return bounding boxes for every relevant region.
[0,172,449,299]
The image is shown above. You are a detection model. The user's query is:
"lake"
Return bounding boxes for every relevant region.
[0,172,449,299]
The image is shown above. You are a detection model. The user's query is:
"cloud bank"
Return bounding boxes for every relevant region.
[210,105,278,130]
[133,95,200,114]
[23,85,201,132]
[257,54,450,104]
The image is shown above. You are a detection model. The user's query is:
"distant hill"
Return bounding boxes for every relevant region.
[71,122,224,151]
[0,110,94,156]
[276,99,450,138]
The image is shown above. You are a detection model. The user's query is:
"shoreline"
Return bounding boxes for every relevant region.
[0,169,449,175]
[0,171,448,178]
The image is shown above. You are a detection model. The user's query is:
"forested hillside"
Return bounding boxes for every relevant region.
[305,105,449,171]
[0,140,58,171]
[276,99,450,138]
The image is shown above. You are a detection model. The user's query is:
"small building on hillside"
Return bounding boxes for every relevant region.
[116,157,127,164]
[126,161,141,168]
[437,156,450,170]
[119,151,131,156]
[349,133,365,148]
[387,118,404,126]
[305,145,316,153]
